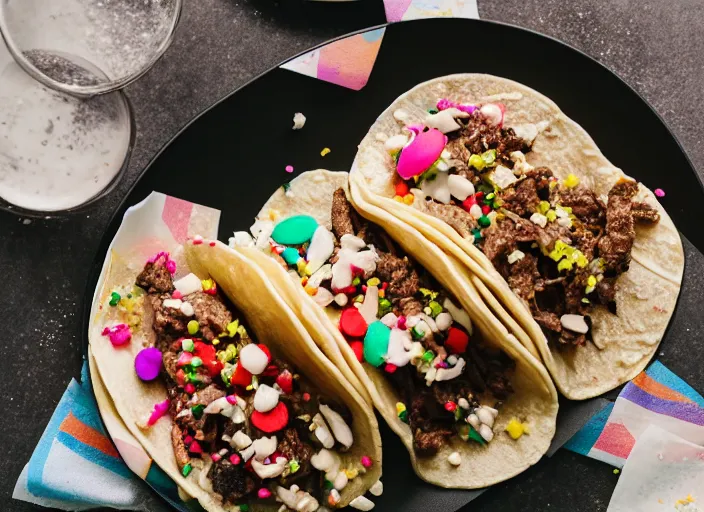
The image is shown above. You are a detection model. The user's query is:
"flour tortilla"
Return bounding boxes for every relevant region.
[89,244,382,510]
[351,74,684,400]
[244,169,557,489]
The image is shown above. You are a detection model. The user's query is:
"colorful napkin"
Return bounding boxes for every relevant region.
[565,361,704,468]
[280,0,478,90]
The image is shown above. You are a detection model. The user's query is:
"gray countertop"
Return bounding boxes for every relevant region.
[3,0,703,510]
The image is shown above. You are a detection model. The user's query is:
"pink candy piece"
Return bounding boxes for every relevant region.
[226,395,238,405]
[177,351,193,366]
[436,98,477,114]
[258,488,272,499]
[285,165,294,173]
[172,290,183,299]
[192,235,204,245]
[211,453,222,463]
[360,455,373,468]
[396,128,447,180]
[147,399,170,426]
[189,441,203,454]
[135,347,163,381]
[148,251,176,274]
[229,454,241,465]
[184,435,194,445]
[655,188,666,197]
[102,324,132,347]
[184,383,196,394]
[396,316,407,330]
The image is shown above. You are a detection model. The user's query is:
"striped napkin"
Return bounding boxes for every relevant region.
[565,360,704,468]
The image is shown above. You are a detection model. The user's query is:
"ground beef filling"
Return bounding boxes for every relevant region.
[136,261,350,506]
[479,174,659,346]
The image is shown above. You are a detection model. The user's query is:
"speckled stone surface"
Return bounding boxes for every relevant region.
[3,1,703,510]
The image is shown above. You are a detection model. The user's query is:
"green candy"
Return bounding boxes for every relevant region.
[271,215,318,245]
[192,404,205,419]
[422,350,434,363]
[467,425,486,445]
[363,321,391,367]
[478,215,491,228]
[109,291,121,306]
[281,247,301,266]
[428,300,443,318]
[182,463,192,477]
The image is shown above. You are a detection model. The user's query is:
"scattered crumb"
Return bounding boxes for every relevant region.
[22,218,32,225]
[292,112,306,130]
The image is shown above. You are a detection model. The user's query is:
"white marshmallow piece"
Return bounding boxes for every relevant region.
[447,174,476,201]
[173,273,202,296]
[560,314,589,334]
[238,344,269,375]
[253,384,281,413]
[306,226,335,274]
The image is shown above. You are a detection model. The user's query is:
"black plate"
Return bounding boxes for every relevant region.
[84,18,704,512]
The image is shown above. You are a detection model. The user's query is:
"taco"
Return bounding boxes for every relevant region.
[350,74,684,400]
[229,169,558,489]
[89,242,382,511]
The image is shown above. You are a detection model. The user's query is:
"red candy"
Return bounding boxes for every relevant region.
[303,392,311,402]
[462,196,477,211]
[395,181,409,197]
[340,307,368,338]
[184,383,196,394]
[444,327,469,354]
[251,402,289,433]
[231,363,252,387]
[384,363,397,373]
[175,369,186,387]
[189,441,203,454]
[474,191,484,200]
[349,341,364,362]
[262,364,279,377]
[276,370,294,394]
[444,401,457,412]
[194,342,223,377]
[481,204,491,215]
[257,344,272,363]
[172,290,183,299]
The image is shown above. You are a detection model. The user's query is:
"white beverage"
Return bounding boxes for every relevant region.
[0,44,131,211]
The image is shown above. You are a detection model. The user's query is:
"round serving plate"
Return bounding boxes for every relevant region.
[83,18,704,512]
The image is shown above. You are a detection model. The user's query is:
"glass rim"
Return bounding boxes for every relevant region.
[0,0,183,98]
[0,91,137,218]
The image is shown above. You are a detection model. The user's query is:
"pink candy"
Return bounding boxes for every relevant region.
[396,128,447,179]
[148,251,176,274]
[147,399,170,426]
[188,441,203,454]
[192,235,204,245]
[211,453,222,463]
[184,383,196,394]
[102,324,132,347]
[361,455,373,468]
[655,188,666,197]
[135,347,162,381]
[226,395,238,405]
[258,488,272,499]
[436,98,477,114]
[229,454,241,465]
[172,290,183,299]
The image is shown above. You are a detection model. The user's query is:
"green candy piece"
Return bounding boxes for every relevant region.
[467,425,486,445]
[190,356,203,368]
[239,505,250,512]
[109,291,121,306]
[182,463,192,477]
[281,247,301,266]
[181,339,195,352]
[481,149,497,166]
[422,350,434,363]
[398,410,408,423]
[478,215,491,228]
[428,300,443,318]
[363,321,391,367]
[192,404,205,419]
[271,215,318,245]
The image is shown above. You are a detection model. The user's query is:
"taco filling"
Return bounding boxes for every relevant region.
[380,101,661,347]
[232,190,517,456]
[129,252,371,510]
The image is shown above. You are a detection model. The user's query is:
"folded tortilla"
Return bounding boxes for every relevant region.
[351,74,684,400]
[89,242,382,511]
[232,169,557,489]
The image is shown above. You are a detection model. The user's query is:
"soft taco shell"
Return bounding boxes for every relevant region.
[351,74,684,400]
[244,169,557,489]
[89,243,382,510]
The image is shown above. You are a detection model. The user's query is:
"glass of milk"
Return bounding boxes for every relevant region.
[0,0,183,97]
[0,42,134,214]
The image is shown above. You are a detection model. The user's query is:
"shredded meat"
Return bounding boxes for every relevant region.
[501,177,540,216]
[420,200,477,238]
[162,351,179,382]
[533,310,562,333]
[598,180,638,274]
[399,297,423,317]
[572,227,599,262]
[187,292,232,341]
[136,261,174,294]
[409,394,454,456]
[375,251,420,298]
[559,184,606,226]
[507,253,540,302]
[190,384,226,407]
[559,329,587,346]
[596,278,617,307]
[171,424,190,468]
[331,188,354,239]
[480,219,518,262]
[457,113,527,162]
[632,201,660,223]
[151,294,189,339]
[209,459,257,503]
[277,428,314,467]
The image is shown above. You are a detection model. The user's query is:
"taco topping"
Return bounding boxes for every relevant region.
[386,102,661,346]
[130,254,371,510]
[234,191,518,457]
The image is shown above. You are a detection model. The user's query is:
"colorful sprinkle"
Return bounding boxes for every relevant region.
[182,339,195,352]
[613,468,620,475]
[363,321,391,367]
[192,235,203,245]
[320,147,331,157]
[360,456,373,468]
[303,392,311,402]
[285,165,294,173]
[135,347,163,381]
[289,459,300,473]
[211,453,222,463]
[384,363,397,373]
[187,320,199,335]
[655,188,665,197]
[182,463,192,477]
[109,291,121,306]
[230,453,241,465]
[101,324,132,347]
[258,488,272,499]
[444,401,457,412]
[184,383,196,394]
[271,215,318,245]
